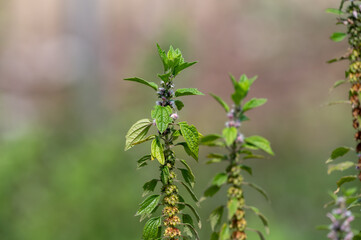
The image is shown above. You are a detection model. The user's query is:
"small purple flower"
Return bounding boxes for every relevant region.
[353,10,358,18]
[236,134,244,143]
[343,20,348,25]
[152,119,156,126]
[170,113,178,120]
[227,112,234,120]
[156,101,162,106]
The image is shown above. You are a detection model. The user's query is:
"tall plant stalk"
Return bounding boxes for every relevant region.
[124,44,203,239]
[200,74,273,240]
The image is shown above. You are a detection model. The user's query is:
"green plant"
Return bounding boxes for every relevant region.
[322,1,361,239]
[124,44,203,240]
[200,74,273,240]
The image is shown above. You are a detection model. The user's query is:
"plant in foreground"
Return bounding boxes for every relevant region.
[124,44,203,239]
[200,74,273,240]
[321,0,361,238]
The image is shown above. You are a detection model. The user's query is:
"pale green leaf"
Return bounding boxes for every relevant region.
[327,161,354,174]
[212,173,228,187]
[175,88,204,97]
[179,123,199,161]
[228,198,238,220]
[330,32,347,42]
[245,135,274,155]
[151,105,172,134]
[223,127,238,146]
[210,93,230,112]
[135,195,161,221]
[125,119,152,151]
[209,206,224,231]
[151,138,165,165]
[243,98,267,112]
[124,77,158,91]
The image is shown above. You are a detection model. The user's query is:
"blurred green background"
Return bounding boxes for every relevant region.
[0,0,360,239]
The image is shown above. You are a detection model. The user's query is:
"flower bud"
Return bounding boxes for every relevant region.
[170,113,178,120]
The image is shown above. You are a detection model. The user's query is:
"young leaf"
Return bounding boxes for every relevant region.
[247,206,270,234]
[125,119,152,151]
[151,105,172,134]
[174,100,184,111]
[325,8,344,15]
[209,206,224,231]
[243,182,270,202]
[124,77,158,91]
[243,98,267,112]
[245,135,274,155]
[142,179,159,197]
[212,173,228,187]
[200,134,223,144]
[135,195,161,221]
[156,43,168,71]
[181,181,199,202]
[174,62,197,76]
[331,80,347,89]
[327,161,354,175]
[175,88,204,97]
[330,32,347,42]
[137,155,152,169]
[228,198,238,219]
[326,146,351,163]
[210,93,230,112]
[179,123,200,161]
[223,127,238,146]
[179,168,195,188]
[151,138,165,165]
[161,166,169,184]
[219,223,230,240]
[143,216,162,240]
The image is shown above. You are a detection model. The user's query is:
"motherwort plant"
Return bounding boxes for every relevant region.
[322,0,361,238]
[124,45,203,240]
[200,75,273,240]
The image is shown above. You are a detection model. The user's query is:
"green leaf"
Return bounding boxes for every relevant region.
[125,119,152,151]
[135,195,161,221]
[179,123,200,161]
[174,62,197,76]
[200,134,223,144]
[161,166,169,184]
[142,179,158,197]
[210,93,230,112]
[179,160,195,185]
[326,146,351,163]
[336,175,357,189]
[131,135,156,147]
[210,232,219,240]
[212,173,228,187]
[137,155,151,169]
[209,206,224,231]
[332,80,347,89]
[247,206,270,234]
[151,138,165,165]
[330,32,347,42]
[179,202,201,228]
[124,77,158,91]
[245,135,274,155]
[353,232,361,240]
[327,161,354,174]
[228,198,238,220]
[182,214,194,238]
[179,168,195,188]
[244,182,269,202]
[240,164,253,175]
[325,8,344,15]
[175,88,204,97]
[204,185,221,198]
[176,142,198,161]
[315,225,331,230]
[223,127,238,146]
[151,105,172,134]
[243,98,267,112]
[247,228,266,240]
[219,223,230,240]
[183,223,200,240]
[156,43,168,71]
[143,216,162,240]
[181,181,199,202]
[174,100,184,111]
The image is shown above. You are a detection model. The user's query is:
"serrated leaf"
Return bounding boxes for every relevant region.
[178,202,201,228]
[219,223,230,240]
[212,173,228,187]
[143,216,162,240]
[244,182,269,202]
[210,93,230,112]
[243,98,267,112]
[174,100,184,111]
[124,77,158,91]
[142,179,158,197]
[327,161,354,174]
[223,127,238,146]
[179,168,195,188]
[132,135,156,147]
[175,88,204,97]
[228,198,238,219]
[247,228,266,240]
[161,166,169,184]
[245,136,274,155]
[325,8,344,15]
[156,43,168,71]
[151,138,165,165]
[204,185,221,198]
[135,195,161,221]
[247,206,270,234]
[326,146,351,163]
[176,142,198,160]
[179,123,199,161]
[125,119,152,151]
[151,105,172,134]
[209,206,224,231]
[179,160,195,186]
[182,214,195,238]
[137,155,151,169]
[181,181,199,202]
[330,32,347,42]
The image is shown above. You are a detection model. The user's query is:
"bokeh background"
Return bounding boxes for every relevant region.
[0,0,360,239]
